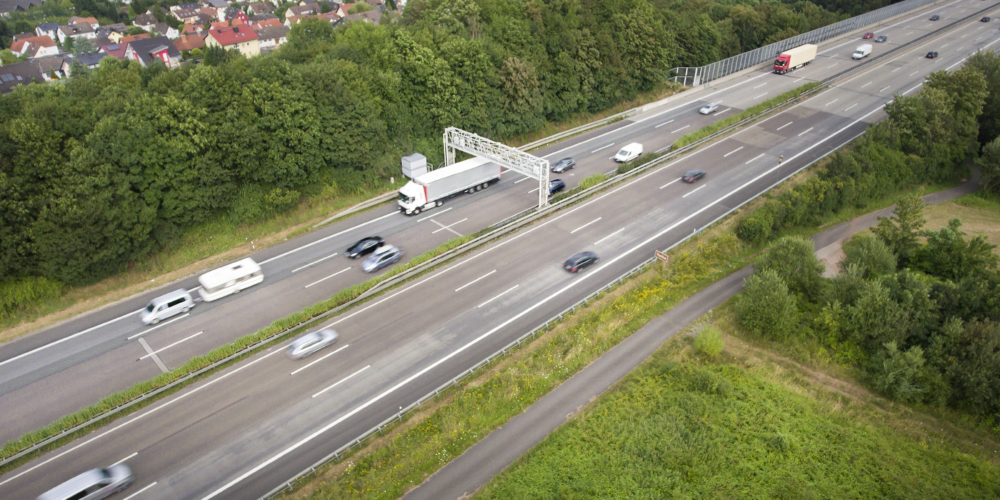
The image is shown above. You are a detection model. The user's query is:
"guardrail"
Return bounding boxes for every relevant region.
[258,6,998,497]
[669,0,945,86]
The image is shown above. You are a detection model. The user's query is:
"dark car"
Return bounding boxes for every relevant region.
[875,35,888,43]
[862,32,874,39]
[930,14,940,21]
[982,16,991,22]
[926,51,939,59]
[551,157,576,173]
[564,252,598,273]
[346,236,383,259]
[682,169,706,183]
[549,179,566,195]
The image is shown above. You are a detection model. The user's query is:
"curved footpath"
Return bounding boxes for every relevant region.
[402,173,982,500]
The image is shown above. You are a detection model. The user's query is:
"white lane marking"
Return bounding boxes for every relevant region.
[753,92,768,99]
[861,82,872,88]
[682,185,707,198]
[127,314,190,341]
[845,104,858,112]
[0,348,286,489]
[594,228,625,246]
[660,178,681,190]
[123,482,157,500]
[793,77,805,83]
[753,83,766,89]
[290,345,349,376]
[606,168,619,175]
[827,63,839,69]
[879,85,891,93]
[671,125,690,134]
[654,119,675,128]
[910,71,919,76]
[906,32,913,36]
[798,127,815,137]
[418,207,452,222]
[892,67,901,72]
[942,43,948,47]
[957,46,964,52]
[137,338,169,373]
[261,211,396,266]
[304,268,351,289]
[570,217,603,235]
[745,153,765,165]
[776,121,793,131]
[513,176,531,184]
[312,365,370,398]
[591,143,615,154]
[717,108,732,116]
[139,331,205,360]
[477,285,519,308]
[962,34,968,38]
[0,310,135,368]
[292,253,338,273]
[528,187,540,194]
[455,270,497,292]
[723,146,744,158]
[111,452,137,467]
[431,218,467,236]
[825,98,839,106]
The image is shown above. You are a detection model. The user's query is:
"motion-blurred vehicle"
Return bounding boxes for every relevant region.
[930,15,940,21]
[362,245,403,273]
[564,252,598,273]
[862,32,874,39]
[346,236,384,259]
[982,16,991,22]
[926,51,939,59]
[551,158,576,173]
[699,102,719,115]
[37,465,133,500]
[549,179,566,195]
[613,143,643,163]
[286,329,339,360]
[140,289,194,325]
[875,35,888,43]
[682,169,706,183]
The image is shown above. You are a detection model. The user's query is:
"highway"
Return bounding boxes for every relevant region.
[2,0,997,497]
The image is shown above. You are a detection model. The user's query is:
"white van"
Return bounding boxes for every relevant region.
[197,258,263,302]
[140,289,195,325]
[613,143,643,162]
[37,465,133,500]
[852,44,872,59]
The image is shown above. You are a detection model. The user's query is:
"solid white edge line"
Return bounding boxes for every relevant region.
[477,285,520,308]
[127,314,190,341]
[290,344,349,376]
[455,270,497,293]
[304,268,352,289]
[139,331,205,360]
[594,228,626,246]
[110,452,137,467]
[418,207,452,222]
[123,482,157,500]
[723,146,744,157]
[570,217,602,234]
[291,253,338,274]
[682,185,707,198]
[660,178,681,189]
[260,212,397,266]
[311,365,371,399]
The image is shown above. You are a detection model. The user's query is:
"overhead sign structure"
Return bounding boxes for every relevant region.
[443,127,550,209]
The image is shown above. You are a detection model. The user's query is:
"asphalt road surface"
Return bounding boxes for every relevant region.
[2,0,996,498]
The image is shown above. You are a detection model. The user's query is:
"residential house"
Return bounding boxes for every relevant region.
[173,33,206,52]
[0,0,43,18]
[252,17,282,28]
[0,61,45,93]
[199,6,220,21]
[206,0,227,8]
[57,23,96,44]
[250,13,278,22]
[170,2,200,13]
[119,33,152,45]
[205,26,259,57]
[182,23,203,34]
[68,16,100,30]
[287,2,319,18]
[172,7,201,23]
[248,2,273,15]
[283,14,307,27]
[12,31,35,41]
[196,12,216,25]
[151,22,180,39]
[35,22,59,40]
[224,6,249,23]
[125,36,182,68]
[133,13,159,30]
[335,3,355,17]
[9,35,59,58]
[34,54,71,79]
[317,11,338,23]
[99,43,129,60]
[60,52,107,77]
[342,9,381,25]
[253,24,287,52]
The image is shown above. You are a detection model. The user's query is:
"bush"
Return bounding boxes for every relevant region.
[870,341,948,406]
[735,205,774,244]
[841,233,896,278]
[0,277,64,320]
[736,268,799,340]
[694,325,724,357]
[755,236,825,302]
[229,185,301,226]
[578,173,607,190]
[915,219,999,281]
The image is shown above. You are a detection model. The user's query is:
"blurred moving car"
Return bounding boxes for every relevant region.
[682,169,706,183]
[699,102,719,115]
[362,245,403,273]
[551,157,576,173]
[549,179,566,195]
[140,289,194,325]
[982,16,991,22]
[930,14,940,20]
[613,143,643,162]
[286,329,339,360]
[875,35,888,43]
[564,252,598,273]
[37,465,133,500]
[862,32,874,39]
[346,236,384,259]
[926,51,939,59]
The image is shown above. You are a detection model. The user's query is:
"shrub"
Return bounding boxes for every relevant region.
[841,233,896,278]
[735,205,774,244]
[736,268,798,340]
[915,219,999,281]
[755,236,825,302]
[229,185,301,226]
[870,341,949,406]
[578,173,607,190]
[694,325,724,357]
[0,277,64,320]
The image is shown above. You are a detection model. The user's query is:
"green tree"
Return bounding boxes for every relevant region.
[870,341,948,405]
[978,134,1000,194]
[0,48,22,65]
[755,236,825,302]
[347,2,375,14]
[871,194,926,267]
[932,273,1000,323]
[844,280,914,354]
[736,268,799,340]
[964,49,1000,144]
[840,233,896,278]
[931,320,1000,416]
[694,326,724,357]
[915,219,999,281]
[73,37,96,55]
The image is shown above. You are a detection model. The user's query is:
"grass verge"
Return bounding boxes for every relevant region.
[672,81,823,150]
[477,301,1000,499]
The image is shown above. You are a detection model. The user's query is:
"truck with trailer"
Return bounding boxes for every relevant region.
[397,155,503,215]
[773,44,818,74]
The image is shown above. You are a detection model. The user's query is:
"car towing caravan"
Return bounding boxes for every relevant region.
[197,257,263,302]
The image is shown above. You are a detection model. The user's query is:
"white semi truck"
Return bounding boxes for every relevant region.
[398,156,503,215]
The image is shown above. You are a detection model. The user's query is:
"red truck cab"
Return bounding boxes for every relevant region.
[774,54,791,73]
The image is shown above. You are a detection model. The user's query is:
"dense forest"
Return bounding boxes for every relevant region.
[2,0,877,304]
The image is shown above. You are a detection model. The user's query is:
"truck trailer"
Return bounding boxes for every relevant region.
[774,44,818,74]
[398,156,502,215]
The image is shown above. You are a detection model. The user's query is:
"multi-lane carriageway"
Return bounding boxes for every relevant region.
[3,0,999,497]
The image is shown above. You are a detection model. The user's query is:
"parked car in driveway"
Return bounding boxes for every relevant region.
[699,102,719,115]
[564,252,598,273]
[682,169,706,183]
[287,329,339,359]
[346,236,383,259]
[613,143,643,163]
[549,179,566,195]
[362,245,403,273]
[930,14,940,20]
[926,51,939,59]
[875,35,887,43]
[862,32,874,39]
[551,157,576,173]
[38,465,133,500]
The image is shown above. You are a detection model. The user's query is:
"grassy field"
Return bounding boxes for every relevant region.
[925,192,1000,253]
[478,305,1000,499]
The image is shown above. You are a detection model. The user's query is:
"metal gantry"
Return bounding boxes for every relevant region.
[443,127,551,209]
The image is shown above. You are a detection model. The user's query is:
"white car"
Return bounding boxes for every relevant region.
[699,102,719,114]
[613,143,643,163]
[286,329,339,359]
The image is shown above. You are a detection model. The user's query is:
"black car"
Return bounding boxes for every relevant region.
[874,35,887,43]
[930,14,940,21]
[551,157,576,173]
[982,16,991,22]
[926,51,939,59]
[682,169,706,183]
[549,179,566,195]
[346,236,384,259]
[564,252,598,273]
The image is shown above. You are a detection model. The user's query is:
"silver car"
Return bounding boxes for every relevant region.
[286,329,339,359]
[37,465,133,500]
[699,102,719,114]
[362,245,403,273]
